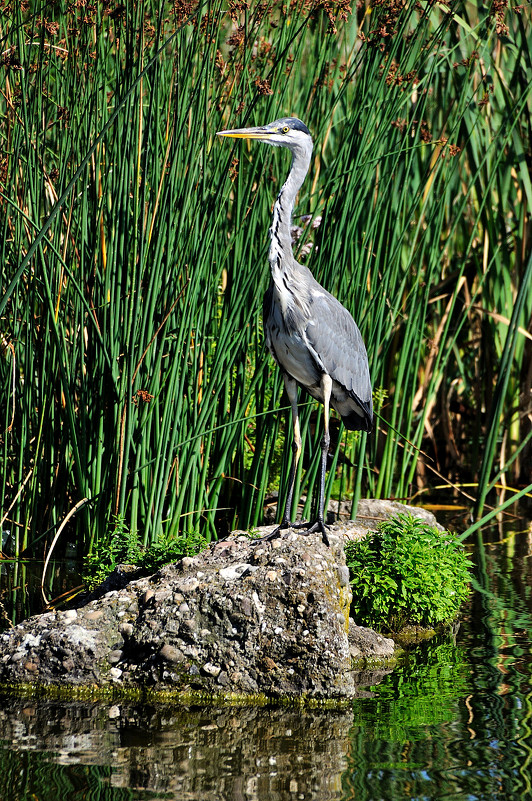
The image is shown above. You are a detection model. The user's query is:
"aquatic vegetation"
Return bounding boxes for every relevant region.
[83,516,207,591]
[0,1,530,561]
[345,514,471,631]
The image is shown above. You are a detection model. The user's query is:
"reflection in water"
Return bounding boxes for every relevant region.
[0,701,353,800]
[342,522,532,801]
[1,519,532,800]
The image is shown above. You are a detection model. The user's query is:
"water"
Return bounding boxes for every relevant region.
[1,521,532,800]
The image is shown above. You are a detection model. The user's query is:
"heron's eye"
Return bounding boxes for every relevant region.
[282,126,290,133]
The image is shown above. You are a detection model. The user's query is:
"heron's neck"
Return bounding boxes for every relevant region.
[268,147,312,277]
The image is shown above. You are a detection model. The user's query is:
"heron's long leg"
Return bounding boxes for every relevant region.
[250,374,331,547]
[280,375,302,526]
[249,375,302,545]
[306,374,332,545]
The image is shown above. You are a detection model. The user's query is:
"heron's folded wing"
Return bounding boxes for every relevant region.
[304,290,372,406]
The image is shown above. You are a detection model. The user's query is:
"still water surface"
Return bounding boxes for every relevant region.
[1,521,531,800]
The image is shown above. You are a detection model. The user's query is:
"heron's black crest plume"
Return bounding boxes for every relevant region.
[273,117,311,135]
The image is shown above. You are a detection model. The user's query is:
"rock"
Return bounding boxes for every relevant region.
[0,524,383,700]
[0,499,421,700]
[262,496,444,537]
[341,498,445,540]
[348,621,396,662]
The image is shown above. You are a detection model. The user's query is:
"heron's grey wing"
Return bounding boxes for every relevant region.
[304,289,372,408]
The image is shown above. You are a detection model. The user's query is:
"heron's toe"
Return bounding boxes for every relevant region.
[304,520,330,546]
[249,525,283,545]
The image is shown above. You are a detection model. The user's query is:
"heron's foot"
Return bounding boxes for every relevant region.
[248,522,287,545]
[286,519,311,531]
[302,519,330,547]
[249,519,329,547]
[248,519,309,545]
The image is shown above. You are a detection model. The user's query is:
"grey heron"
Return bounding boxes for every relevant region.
[217,117,372,545]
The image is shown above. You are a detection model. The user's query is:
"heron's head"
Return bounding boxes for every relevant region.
[217,117,312,155]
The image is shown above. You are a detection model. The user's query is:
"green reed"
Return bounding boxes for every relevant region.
[0,1,530,563]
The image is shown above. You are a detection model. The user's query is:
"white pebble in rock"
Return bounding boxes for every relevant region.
[202,662,221,677]
[108,650,123,664]
[240,597,252,617]
[219,563,258,581]
[109,667,122,679]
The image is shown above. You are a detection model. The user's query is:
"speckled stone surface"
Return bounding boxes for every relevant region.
[0,499,445,699]
[0,498,448,699]
[0,526,363,699]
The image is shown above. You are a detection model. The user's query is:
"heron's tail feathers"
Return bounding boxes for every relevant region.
[341,395,373,433]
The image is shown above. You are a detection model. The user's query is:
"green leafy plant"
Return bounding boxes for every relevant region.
[345,514,471,632]
[82,516,207,591]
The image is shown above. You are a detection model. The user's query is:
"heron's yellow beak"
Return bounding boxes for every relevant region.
[216,126,275,140]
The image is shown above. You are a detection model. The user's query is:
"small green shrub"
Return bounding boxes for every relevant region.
[83,516,208,591]
[345,513,471,632]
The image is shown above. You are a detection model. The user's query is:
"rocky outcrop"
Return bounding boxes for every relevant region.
[1,500,443,700]
[0,525,388,700]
